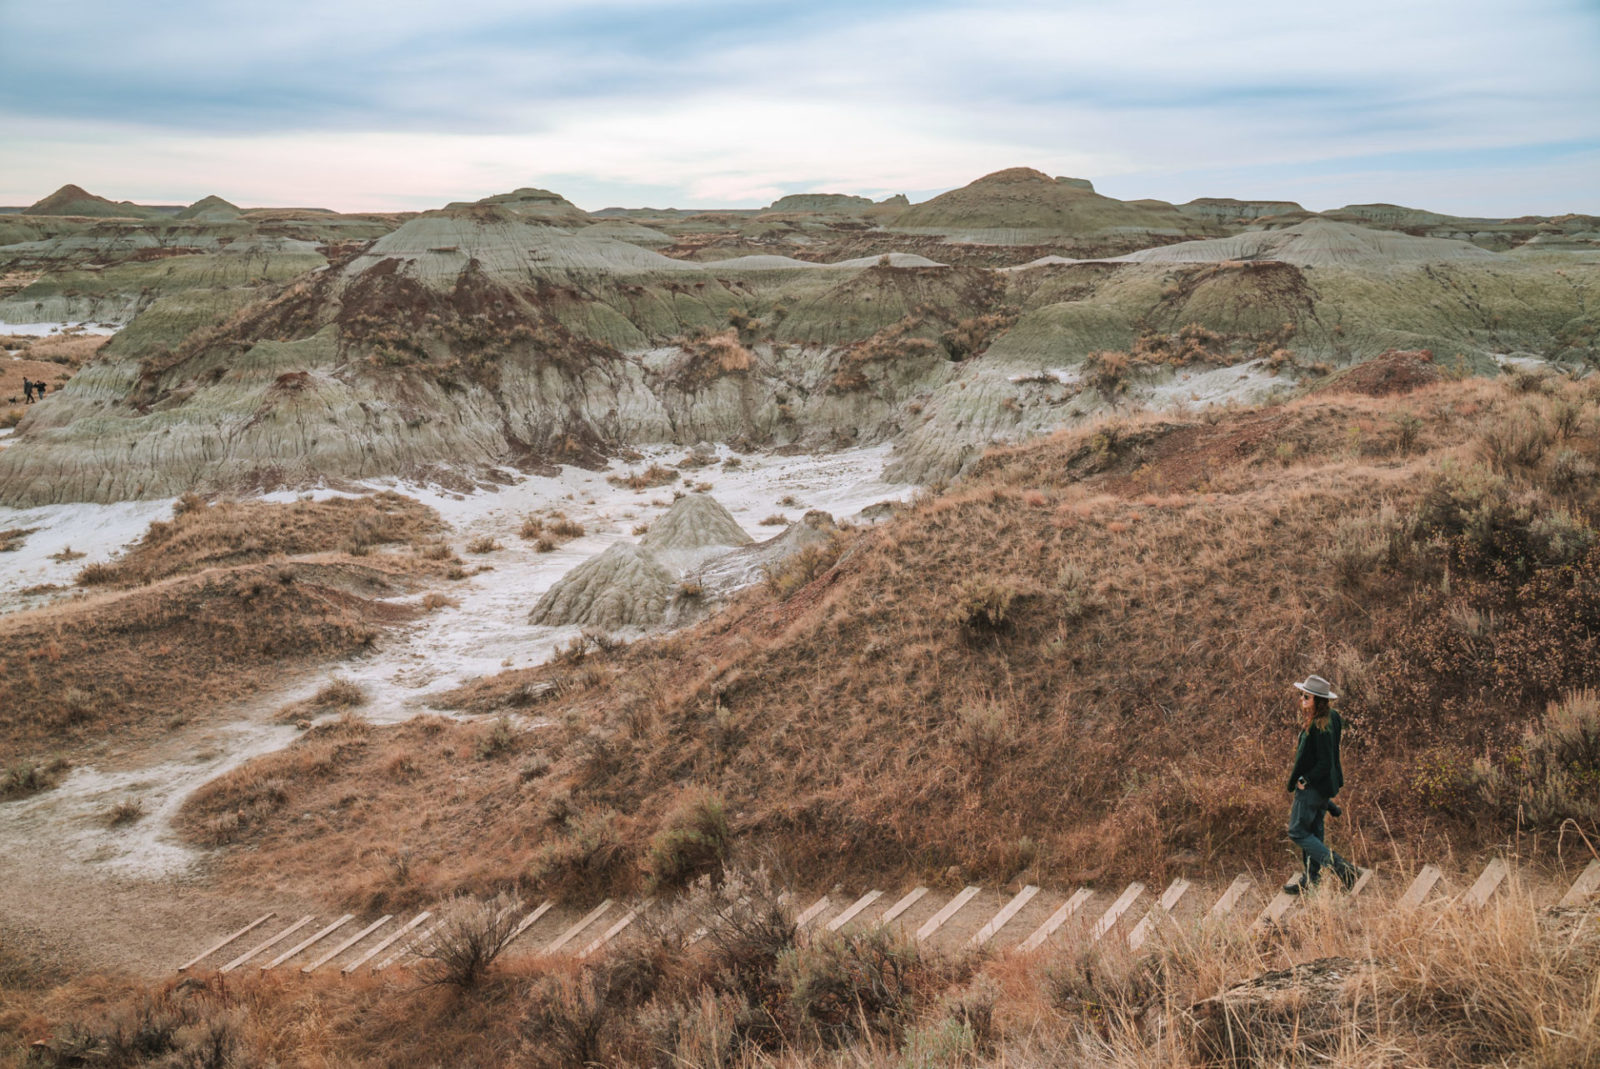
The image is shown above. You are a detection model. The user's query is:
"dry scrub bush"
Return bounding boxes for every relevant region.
[416,892,524,988]
[645,788,732,891]
[465,535,502,553]
[1081,350,1131,397]
[763,533,847,599]
[0,525,35,552]
[1,756,69,799]
[609,464,680,490]
[1468,688,1600,829]
[667,329,754,390]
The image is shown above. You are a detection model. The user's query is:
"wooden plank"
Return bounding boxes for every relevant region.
[541,900,613,955]
[826,890,884,932]
[1252,891,1296,931]
[916,886,982,942]
[1560,860,1600,907]
[795,896,831,929]
[879,887,929,925]
[1462,858,1508,909]
[303,915,392,974]
[344,912,430,974]
[222,916,313,973]
[1397,865,1443,911]
[1350,868,1375,897]
[375,921,440,972]
[179,912,274,972]
[1017,888,1092,953]
[578,901,649,959]
[1207,875,1253,921]
[970,886,1039,947]
[1090,883,1145,944]
[506,902,554,944]
[1128,878,1190,951]
[262,915,353,971]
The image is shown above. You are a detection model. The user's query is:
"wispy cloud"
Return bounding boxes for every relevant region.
[1,0,1595,213]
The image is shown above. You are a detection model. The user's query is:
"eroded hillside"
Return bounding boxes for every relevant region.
[159,363,1600,914]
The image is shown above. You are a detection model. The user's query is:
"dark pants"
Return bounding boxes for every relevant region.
[1287,785,1350,884]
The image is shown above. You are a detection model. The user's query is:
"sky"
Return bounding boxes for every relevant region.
[2,0,1597,216]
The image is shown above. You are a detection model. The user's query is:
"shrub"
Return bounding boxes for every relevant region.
[75,561,119,585]
[1479,406,1552,473]
[759,513,789,526]
[311,677,365,709]
[1326,505,1412,585]
[763,536,846,599]
[1473,689,1600,829]
[530,809,631,900]
[645,789,732,891]
[105,798,144,826]
[609,464,679,490]
[1,756,69,799]
[778,927,919,1046]
[1081,350,1130,398]
[947,577,1026,633]
[417,893,524,988]
[476,715,517,760]
[466,535,502,553]
[548,515,586,539]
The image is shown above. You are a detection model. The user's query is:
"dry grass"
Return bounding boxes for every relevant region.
[0,561,420,763]
[519,512,586,545]
[75,491,444,587]
[608,464,680,491]
[137,376,1600,913]
[8,862,1595,1067]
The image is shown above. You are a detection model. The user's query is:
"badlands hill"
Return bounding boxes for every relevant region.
[1,170,1596,505]
[22,183,161,219]
[173,194,244,222]
[889,167,1191,239]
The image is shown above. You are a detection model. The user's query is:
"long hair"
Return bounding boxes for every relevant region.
[1302,694,1331,732]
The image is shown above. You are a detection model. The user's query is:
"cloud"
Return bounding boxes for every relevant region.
[1,0,1596,213]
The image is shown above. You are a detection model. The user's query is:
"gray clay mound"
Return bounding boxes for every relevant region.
[687,511,836,599]
[1116,219,1497,267]
[640,494,752,553]
[529,542,675,630]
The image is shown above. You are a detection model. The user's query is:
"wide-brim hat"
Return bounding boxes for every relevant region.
[1294,675,1338,700]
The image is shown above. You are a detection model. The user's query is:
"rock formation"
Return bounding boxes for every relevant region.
[528,541,676,630]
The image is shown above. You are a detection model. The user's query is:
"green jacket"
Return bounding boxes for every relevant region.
[1286,710,1344,797]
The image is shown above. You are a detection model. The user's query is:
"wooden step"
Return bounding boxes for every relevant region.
[1462,857,1508,909]
[970,886,1039,948]
[916,887,981,942]
[826,890,884,932]
[1128,878,1190,951]
[1090,883,1144,944]
[179,912,274,972]
[304,916,392,974]
[345,912,431,974]
[222,916,314,973]
[1397,865,1443,910]
[1017,888,1092,953]
[1559,860,1600,907]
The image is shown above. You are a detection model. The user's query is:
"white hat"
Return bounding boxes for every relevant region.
[1293,675,1338,700]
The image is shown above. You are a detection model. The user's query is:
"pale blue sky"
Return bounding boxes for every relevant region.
[2,0,1596,215]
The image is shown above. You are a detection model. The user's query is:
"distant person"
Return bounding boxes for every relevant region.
[21,378,34,403]
[35,381,46,398]
[1283,674,1359,894]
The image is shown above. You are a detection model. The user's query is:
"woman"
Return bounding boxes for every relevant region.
[1283,674,1358,894]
